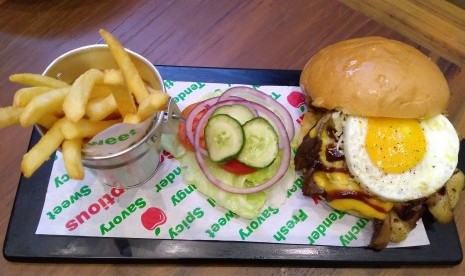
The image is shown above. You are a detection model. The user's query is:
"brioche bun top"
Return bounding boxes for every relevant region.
[300,37,450,118]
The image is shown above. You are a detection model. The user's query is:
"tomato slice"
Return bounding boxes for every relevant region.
[220,159,257,175]
[178,103,206,151]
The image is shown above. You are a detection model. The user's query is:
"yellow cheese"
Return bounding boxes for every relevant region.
[313,170,393,220]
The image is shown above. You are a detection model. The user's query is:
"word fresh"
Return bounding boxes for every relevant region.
[273,209,308,241]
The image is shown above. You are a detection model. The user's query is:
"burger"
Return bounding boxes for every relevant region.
[294,36,464,249]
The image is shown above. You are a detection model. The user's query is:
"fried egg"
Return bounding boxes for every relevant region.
[343,114,459,202]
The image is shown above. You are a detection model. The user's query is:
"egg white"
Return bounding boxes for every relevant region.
[343,114,459,202]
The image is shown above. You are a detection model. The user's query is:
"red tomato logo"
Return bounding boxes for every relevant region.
[287,91,306,108]
[160,150,174,164]
[141,207,167,236]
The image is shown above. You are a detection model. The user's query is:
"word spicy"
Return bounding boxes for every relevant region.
[168,207,204,239]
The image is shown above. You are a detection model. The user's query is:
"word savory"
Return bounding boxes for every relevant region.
[100,197,147,235]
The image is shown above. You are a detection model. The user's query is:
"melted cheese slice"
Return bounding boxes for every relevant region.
[313,171,393,220]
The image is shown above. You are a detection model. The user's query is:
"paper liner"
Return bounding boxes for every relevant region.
[35,81,429,248]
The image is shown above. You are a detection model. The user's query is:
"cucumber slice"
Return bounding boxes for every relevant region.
[212,104,255,125]
[237,117,279,168]
[204,114,244,162]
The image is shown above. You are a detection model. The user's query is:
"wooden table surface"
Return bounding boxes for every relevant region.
[1,0,464,275]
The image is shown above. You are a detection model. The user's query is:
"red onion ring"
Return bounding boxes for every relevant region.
[218,86,295,142]
[185,97,219,155]
[193,99,291,194]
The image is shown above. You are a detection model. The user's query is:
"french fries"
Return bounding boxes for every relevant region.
[20,87,69,127]
[86,94,118,122]
[0,29,169,180]
[21,119,65,178]
[0,106,23,128]
[62,138,85,180]
[89,84,113,99]
[60,118,121,140]
[136,92,169,121]
[63,68,104,122]
[103,69,137,116]
[13,86,53,107]
[99,29,149,104]
[9,73,69,88]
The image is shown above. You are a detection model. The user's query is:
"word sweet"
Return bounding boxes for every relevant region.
[205,210,237,238]
[65,188,125,231]
[173,82,206,103]
[171,184,197,207]
[238,206,279,241]
[155,166,182,193]
[307,209,346,245]
[87,128,137,147]
[273,209,308,241]
[168,207,204,239]
[46,185,91,220]
[54,173,71,188]
[339,217,370,246]
[100,197,147,235]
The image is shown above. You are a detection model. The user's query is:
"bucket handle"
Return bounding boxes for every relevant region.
[146,97,182,148]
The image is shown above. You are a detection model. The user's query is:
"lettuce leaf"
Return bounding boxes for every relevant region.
[180,152,294,219]
[161,134,295,219]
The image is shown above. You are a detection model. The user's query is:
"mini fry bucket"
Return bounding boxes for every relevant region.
[42,44,179,189]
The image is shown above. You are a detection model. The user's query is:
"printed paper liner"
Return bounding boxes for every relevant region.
[35,81,429,248]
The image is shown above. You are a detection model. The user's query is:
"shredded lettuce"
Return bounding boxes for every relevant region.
[179,151,266,219]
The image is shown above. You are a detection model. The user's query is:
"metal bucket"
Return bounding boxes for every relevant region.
[42,44,177,189]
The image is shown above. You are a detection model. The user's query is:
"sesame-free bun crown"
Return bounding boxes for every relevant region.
[300,37,450,118]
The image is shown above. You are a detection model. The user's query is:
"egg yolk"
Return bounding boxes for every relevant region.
[366,117,426,174]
